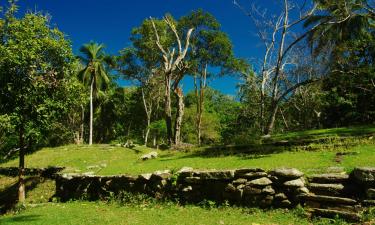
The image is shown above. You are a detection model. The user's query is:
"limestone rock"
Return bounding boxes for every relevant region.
[262,186,275,195]
[225,183,237,192]
[297,187,310,195]
[270,168,304,179]
[177,167,194,178]
[274,193,288,200]
[151,170,171,180]
[283,178,305,188]
[140,151,158,161]
[233,178,247,185]
[248,177,273,186]
[243,186,262,195]
[241,172,268,179]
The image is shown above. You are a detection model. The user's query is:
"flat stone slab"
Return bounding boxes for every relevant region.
[310,208,360,222]
[269,168,304,179]
[309,183,345,195]
[303,194,357,205]
[309,174,349,183]
[196,170,235,180]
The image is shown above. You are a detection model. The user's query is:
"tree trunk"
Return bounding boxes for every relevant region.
[265,100,279,135]
[164,76,173,145]
[145,120,150,146]
[89,79,94,145]
[141,88,152,146]
[80,104,85,144]
[174,87,184,145]
[18,125,25,204]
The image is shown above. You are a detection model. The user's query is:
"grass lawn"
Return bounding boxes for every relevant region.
[0,143,374,176]
[0,201,351,225]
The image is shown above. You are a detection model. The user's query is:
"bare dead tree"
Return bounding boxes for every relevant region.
[235,0,319,135]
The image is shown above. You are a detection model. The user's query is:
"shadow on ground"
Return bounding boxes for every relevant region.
[0,214,42,223]
[0,176,45,214]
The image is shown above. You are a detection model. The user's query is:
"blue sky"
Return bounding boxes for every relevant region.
[17,0,276,96]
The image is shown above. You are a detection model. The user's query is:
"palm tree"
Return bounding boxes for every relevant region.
[304,0,373,58]
[79,42,110,145]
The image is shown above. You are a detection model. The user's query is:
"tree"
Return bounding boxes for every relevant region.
[0,1,76,203]
[178,10,247,145]
[305,0,375,126]
[78,42,110,145]
[117,47,164,146]
[235,0,320,135]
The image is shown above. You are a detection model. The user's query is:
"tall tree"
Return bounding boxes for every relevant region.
[235,0,320,135]
[78,42,110,145]
[0,2,76,202]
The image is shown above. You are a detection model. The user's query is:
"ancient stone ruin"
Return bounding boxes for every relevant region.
[52,167,375,222]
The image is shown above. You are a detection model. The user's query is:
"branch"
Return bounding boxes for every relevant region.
[150,17,168,56]
[277,78,320,103]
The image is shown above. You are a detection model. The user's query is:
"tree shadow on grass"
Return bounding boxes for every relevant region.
[0,176,45,215]
[0,214,41,223]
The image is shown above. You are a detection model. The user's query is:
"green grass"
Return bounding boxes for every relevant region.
[0,143,374,176]
[0,201,348,225]
[271,125,375,141]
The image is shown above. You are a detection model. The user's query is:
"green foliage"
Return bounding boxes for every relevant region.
[0,4,79,156]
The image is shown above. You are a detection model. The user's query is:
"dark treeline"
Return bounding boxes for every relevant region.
[0,0,374,191]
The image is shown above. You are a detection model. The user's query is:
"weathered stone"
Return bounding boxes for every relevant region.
[236,184,245,190]
[302,194,357,205]
[366,188,375,199]
[184,177,201,184]
[240,172,268,179]
[309,174,349,184]
[177,167,194,178]
[326,166,345,174]
[261,195,274,206]
[225,183,236,192]
[283,178,305,188]
[352,167,375,184]
[270,168,304,179]
[262,186,275,195]
[279,199,292,207]
[182,186,192,192]
[233,178,247,185]
[138,173,152,181]
[296,187,310,195]
[247,177,273,186]
[311,208,361,222]
[198,170,235,180]
[234,168,264,177]
[274,193,288,200]
[243,186,262,195]
[150,170,171,180]
[309,183,344,195]
[140,151,158,161]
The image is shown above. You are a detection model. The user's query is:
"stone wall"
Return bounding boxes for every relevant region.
[54,167,375,221]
